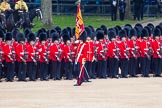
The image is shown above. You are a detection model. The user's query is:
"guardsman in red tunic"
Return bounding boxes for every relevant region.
[91,36,98,79]
[151,28,162,77]
[0,30,5,81]
[107,30,120,78]
[38,33,49,81]
[160,30,162,73]
[84,27,94,80]
[63,33,74,80]
[74,31,87,86]
[3,32,15,82]
[15,33,27,81]
[26,33,37,81]
[128,29,140,77]
[49,32,62,80]
[139,28,152,77]
[118,29,130,78]
[96,30,107,79]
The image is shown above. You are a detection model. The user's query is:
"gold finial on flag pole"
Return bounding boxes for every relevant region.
[75,0,81,5]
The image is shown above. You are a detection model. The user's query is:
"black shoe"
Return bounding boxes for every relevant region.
[74,84,80,86]
[87,80,92,82]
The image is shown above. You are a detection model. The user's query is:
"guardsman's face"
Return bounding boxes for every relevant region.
[6,40,11,45]
[155,36,159,40]
[160,36,162,40]
[86,37,91,42]
[121,37,126,41]
[66,40,71,46]
[54,40,58,44]
[143,37,147,40]
[0,38,2,42]
[30,41,34,45]
[20,41,24,44]
[111,38,116,42]
[131,36,136,40]
[41,40,46,45]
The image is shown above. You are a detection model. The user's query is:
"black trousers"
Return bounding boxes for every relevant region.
[129,58,138,76]
[109,58,119,78]
[6,62,15,81]
[40,62,48,80]
[50,61,61,80]
[120,58,129,77]
[92,61,97,79]
[65,62,73,80]
[141,58,151,77]
[134,5,141,21]
[85,61,92,79]
[153,58,162,76]
[36,62,41,79]
[27,62,37,81]
[18,62,27,81]
[119,11,125,21]
[111,8,117,21]
[97,60,107,78]
[0,64,2,80]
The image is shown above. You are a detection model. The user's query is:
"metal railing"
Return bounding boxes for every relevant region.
[9,2,161,17]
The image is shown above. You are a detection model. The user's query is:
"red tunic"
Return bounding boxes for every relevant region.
[3,44,16,62]
[151,40,161,58]
[84,41,94,62]
[15,43,27,62]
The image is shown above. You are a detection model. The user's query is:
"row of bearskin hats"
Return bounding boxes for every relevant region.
[0,22,162,43]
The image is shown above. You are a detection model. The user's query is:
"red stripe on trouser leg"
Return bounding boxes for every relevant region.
[77,63,84,85]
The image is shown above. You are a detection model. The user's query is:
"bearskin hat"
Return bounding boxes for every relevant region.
[55,26,62,35]
[96,30,104,41]
[119,29,126,38]
[39,32,47,42]
[85,27,92,38]
[78,30,87,42]
[144,26,152,37]
[5,32,13,41]
[17,33,25,42]
[129,29,137,38]
[0,30,4,39]
[141,28,149,38]
[28,32,36,42]
[101,25,108,35]
[153,28,161,37]
[62,33,70,43]
[108,30,116,41]
[52,32,59,42]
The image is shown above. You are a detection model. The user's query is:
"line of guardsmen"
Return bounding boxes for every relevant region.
[0,22,162,82]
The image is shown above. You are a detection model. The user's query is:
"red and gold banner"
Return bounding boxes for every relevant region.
[75,3,84,39]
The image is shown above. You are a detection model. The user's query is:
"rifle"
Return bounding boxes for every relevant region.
[160,43,162,55]
[0,48,4,67]
[22,48,28,65]
[56,44,61,62]
[125,43,130,60]
[114,42,120,61]
[11,47,16,64]
[103,42,108,61]
[33,49,39,65]
[132,41,138,59]
[44,45,50,64]
[93,43,98,62]
[146,42,153,60]
[68,45,73,64]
